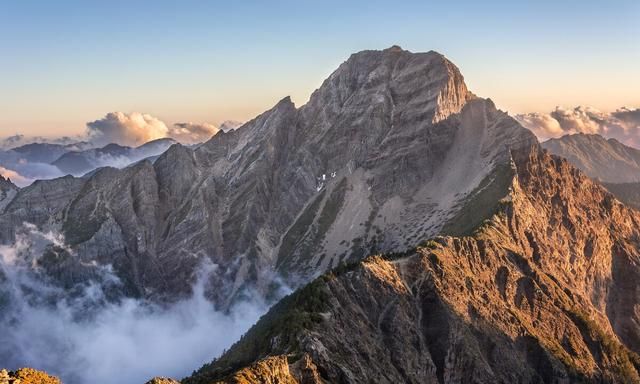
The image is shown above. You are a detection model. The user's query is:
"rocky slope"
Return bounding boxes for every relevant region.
[185,145,640,384]
[0,46,535,306]
[542,133,640,183]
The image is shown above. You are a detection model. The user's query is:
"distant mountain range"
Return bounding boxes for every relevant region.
[542,133,640,209]
[51,138,178,176]
[0,138,181,186]
[542,133,640,183]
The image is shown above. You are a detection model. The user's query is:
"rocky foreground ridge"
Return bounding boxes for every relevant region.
[185,146,640,383]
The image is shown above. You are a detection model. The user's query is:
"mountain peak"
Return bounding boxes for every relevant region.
[276,95,294,108]
[384,44,404,53]
[304,47,471,124]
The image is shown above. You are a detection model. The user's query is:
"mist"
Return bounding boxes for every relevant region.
[0,225,277,383]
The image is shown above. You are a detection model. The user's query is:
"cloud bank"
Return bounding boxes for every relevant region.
[0,151,65,187]
[169,122,219,144]
[0,166,36,186]
[515,106,640,147]
[0,135,84,151]
[0,112,241,186]
[87,112,170,147]
[0,224,279,384]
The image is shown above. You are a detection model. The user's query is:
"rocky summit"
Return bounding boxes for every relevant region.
[0,46,535,307]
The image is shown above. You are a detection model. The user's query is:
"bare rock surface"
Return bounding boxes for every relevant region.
[185,146,640,383]
[0,368,61,384]
[0,47,535,306]
[144,378,181,384]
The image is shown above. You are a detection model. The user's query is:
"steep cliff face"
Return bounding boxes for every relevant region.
[186,146,640,384]
[0,47,536,306]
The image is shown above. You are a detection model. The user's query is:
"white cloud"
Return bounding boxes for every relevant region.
[0,113,238,186]
[87,112,169,147]
[0,224,285,384]
[515,106,640,147]
[169,122,219,144]
[0,166,33,186]
[0,134,85,150]
[0,151,65,187]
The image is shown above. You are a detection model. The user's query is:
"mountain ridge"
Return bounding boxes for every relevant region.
[185,144,640,384]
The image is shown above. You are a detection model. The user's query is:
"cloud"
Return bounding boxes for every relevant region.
[0,135,84,151]
[0,224,283,384]
[0,113,239,186]
[0,151,65,187]
[515,106,640,147]
[169,122,219,144]
[87,112,169,147]
[0,166,32,186]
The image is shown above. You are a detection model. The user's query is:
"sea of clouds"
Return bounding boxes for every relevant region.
[515,106,640,147]
[0,224,275,384]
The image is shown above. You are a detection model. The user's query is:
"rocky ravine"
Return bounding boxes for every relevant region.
[0,46,535,307]
[185,146,640,384]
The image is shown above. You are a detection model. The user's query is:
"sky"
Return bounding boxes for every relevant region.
[0,0,638,137]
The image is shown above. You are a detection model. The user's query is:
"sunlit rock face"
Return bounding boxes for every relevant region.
[0,368,61,384]
[0,47,535,308]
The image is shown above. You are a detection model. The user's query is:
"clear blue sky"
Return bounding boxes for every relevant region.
[1,0,638,136]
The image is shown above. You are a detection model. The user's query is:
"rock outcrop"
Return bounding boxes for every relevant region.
[0,47,536,306]
[185,146,640,383]
[144,377,181,384]
[208,355,322,384]
[0,368,61,384]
